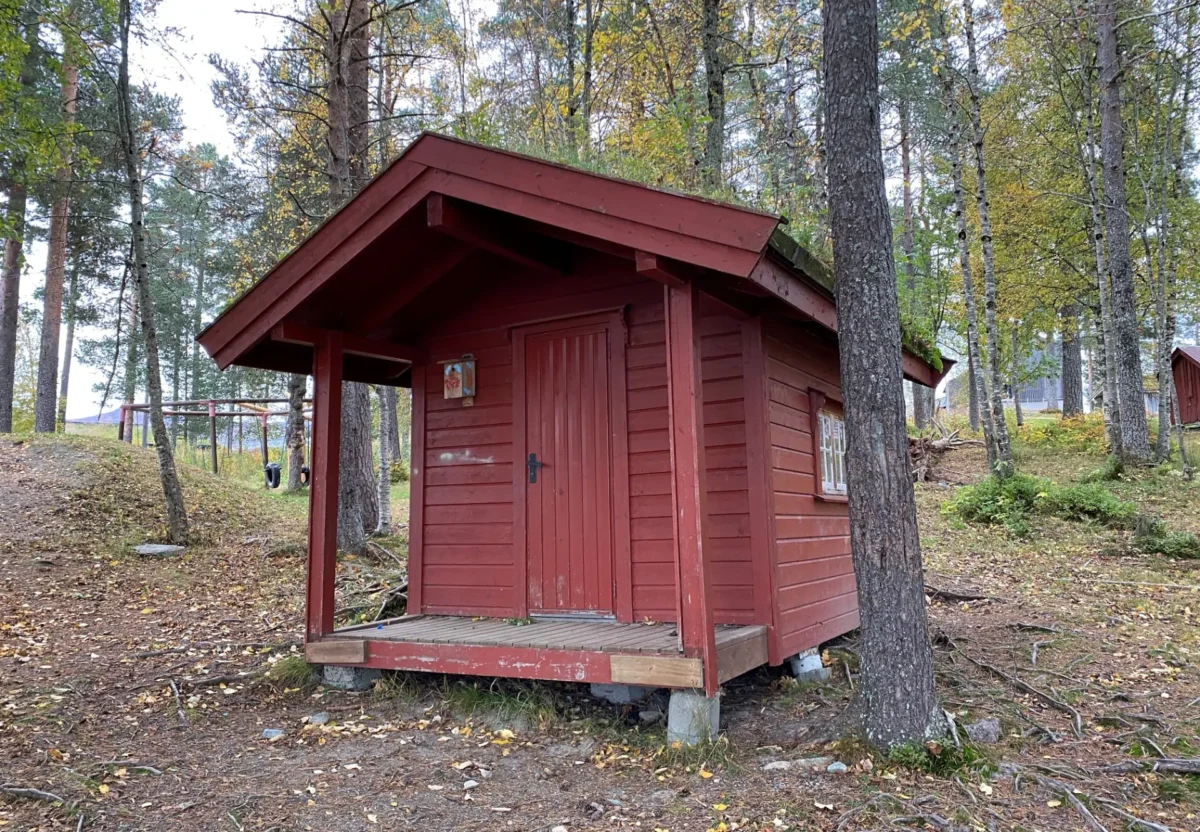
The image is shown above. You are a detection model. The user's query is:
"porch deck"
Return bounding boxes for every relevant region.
[305,616,769,689]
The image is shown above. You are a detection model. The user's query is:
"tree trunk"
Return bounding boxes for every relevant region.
[327,0,378,550]
[117,0,188,544]
[967,351,980,430]
[823,0,945,749]
[939,14,996,466]
[0,183,29,433]
[963,0,1013,475]
[337,380,375,552]
[565,0,577,153]
[1095,0,1150,463]
[701,0,724,187]
[57,265,79,429]
[286,373,307,490]
[0,18,40,434]
[123,292,138,443]
[385,384,401,463]
[1061,304,1084,417]
[35,55,79,433]
[1011,322,1024,428]
[376,385,392,535]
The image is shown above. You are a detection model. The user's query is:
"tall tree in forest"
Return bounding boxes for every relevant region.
[375,385,391,535]
[34,6,80,432]
[0,10,41,433]
[325,0,378,554]
[701,0,724,187]
[117,0,188,542]
[824,0,945,748]
[938,7,996,468]
[962,0,1013,475]
[1095,0,1150,462]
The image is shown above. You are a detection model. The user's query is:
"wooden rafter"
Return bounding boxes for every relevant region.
[426,194,566,278]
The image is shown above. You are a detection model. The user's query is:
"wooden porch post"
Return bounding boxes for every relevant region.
[664,282,718,696]
[306,332,344,643]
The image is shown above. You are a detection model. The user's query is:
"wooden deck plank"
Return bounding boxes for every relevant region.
[327,617,766,678]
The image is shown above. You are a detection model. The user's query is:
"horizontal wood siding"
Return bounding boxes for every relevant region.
[414,251,755,624]
[765,322,859,659]
[628,300,754,625]
[417,255,652,617]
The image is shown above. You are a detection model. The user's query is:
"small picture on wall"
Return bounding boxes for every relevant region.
[441,356,476,405]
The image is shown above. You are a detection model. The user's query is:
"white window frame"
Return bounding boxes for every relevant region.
[817,410,847,496]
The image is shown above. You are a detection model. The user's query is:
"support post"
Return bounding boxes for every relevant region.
[307,332,344,643]
[260,413,270,468]
[208,401,218,474]
[664,282,718,696]
[117,404,127,442]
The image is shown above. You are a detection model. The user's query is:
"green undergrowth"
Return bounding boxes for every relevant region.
[886,739,988,777]
[945,471,1200,557]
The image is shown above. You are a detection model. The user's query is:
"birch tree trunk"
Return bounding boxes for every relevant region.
[1095,0,1150,463]
[375,386,392,535]
[967,352,980,430]
[117,0,188,544]
[1011,322,1024,427]
[823,0,945,749]
[35,51,79,432]
[1061,304,1084,417]
[939,13,996,467]
[963,0,1013,475]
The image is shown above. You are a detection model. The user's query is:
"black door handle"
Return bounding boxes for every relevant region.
[527,453,544,483]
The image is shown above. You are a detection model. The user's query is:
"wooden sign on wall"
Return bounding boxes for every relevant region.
[440,355,476,406]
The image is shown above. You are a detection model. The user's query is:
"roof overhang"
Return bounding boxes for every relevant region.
[197,133,950,387]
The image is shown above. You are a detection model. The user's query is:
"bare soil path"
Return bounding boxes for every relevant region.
[2,435,1198,831]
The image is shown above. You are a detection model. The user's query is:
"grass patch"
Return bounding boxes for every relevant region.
[654,734,737,774]
[886,740,987,777]
[437,677,563,729]
[265,654,318,689]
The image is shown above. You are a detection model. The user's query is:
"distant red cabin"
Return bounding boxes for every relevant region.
[1175,347,1200,426]
[198,135,948,695]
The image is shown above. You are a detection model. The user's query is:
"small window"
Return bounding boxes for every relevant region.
[817,410,847,496]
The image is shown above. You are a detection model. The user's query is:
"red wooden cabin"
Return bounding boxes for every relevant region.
[1174,347,1200,426]
[198,135,948,701]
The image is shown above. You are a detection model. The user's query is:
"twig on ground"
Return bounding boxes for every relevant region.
[842,659,854,689]
[1009,622,1080,636]
[0,784,65,804]
[1094,798,1170,832]
[1077,578,1200,591]
[1030,640,1054,665]
[961,651,1083,737]
[1101,757,1200,774]
[1031,774,1108,832]
[926,586,995,603]
[169,679,188,725]
[93,760,163,776]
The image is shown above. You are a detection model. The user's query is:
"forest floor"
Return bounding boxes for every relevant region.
[2,430,1200,831]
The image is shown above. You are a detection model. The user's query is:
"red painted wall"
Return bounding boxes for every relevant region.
[763,321,860,660]
[411,251,755,624]
[1175,351,1200,425]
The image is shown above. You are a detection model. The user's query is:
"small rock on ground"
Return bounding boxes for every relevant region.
[134,544,185,557]
[965,716,1002,744]
[261,728,285,739]
[306,712,330,725]
[826,761,848,774]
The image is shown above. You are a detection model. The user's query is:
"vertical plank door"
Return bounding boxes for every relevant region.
[524,322,615,614]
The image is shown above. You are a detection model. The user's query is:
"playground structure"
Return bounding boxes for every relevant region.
[117,398,312,482]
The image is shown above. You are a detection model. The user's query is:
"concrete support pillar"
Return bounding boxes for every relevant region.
[667,689,720,745]
[321,665,381,691]
[787,648,831,682]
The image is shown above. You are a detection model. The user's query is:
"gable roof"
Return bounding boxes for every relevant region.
[197,133,950,387]
[1174,346,1200,368]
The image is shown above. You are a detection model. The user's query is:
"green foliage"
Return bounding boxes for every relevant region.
[1015,414,1109,455]
[1134,519,1200,560]
[946,472,1136,536]
[389,458,410,483]
[266,654,317,689]
[885,740,985,776]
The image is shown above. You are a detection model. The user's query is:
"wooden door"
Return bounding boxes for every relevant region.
[523,321,615,615]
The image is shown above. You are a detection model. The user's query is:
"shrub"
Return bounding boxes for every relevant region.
[947,473,1136,536]
[389,458,410,483]
[1041,482,1137,528]
[1016,413,1108,454]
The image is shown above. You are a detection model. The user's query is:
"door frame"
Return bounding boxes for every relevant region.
[511,309,633,621]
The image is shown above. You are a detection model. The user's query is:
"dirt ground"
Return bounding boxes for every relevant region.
[2,434,1199,832]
